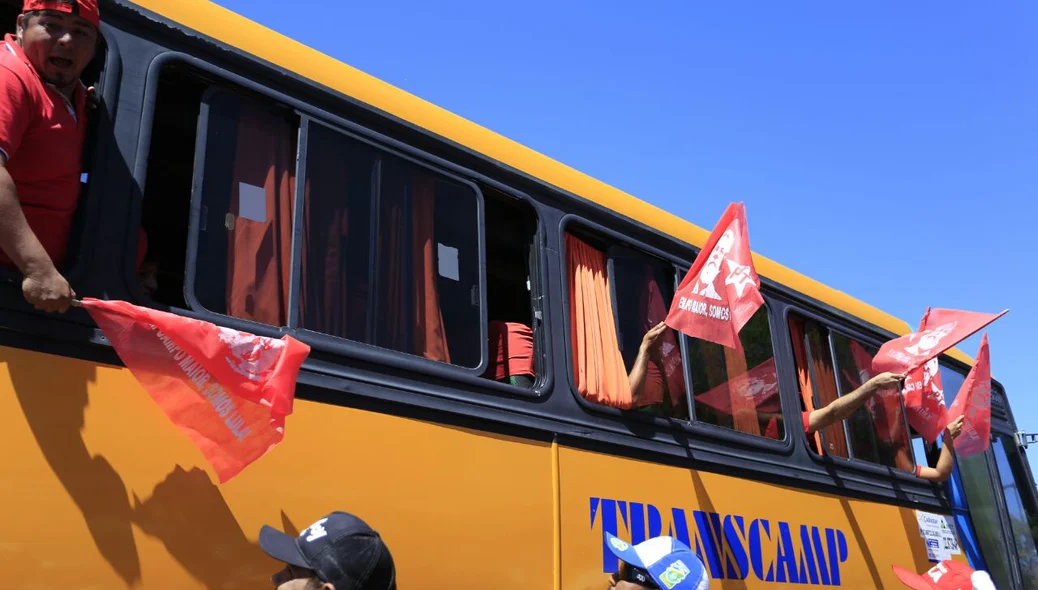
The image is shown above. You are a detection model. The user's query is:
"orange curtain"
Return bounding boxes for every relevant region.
[226,103,295,326]
[567,234,631,409]
[789,318,849,458]
[411,176,450,363]
[789,318,827,455]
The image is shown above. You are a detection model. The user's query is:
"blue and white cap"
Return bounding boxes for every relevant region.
[606,533,710,590]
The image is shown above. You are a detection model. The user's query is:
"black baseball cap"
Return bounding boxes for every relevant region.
[260,511,396,590]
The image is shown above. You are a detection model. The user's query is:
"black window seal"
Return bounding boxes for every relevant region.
[125,51,552,399]
[558,213,794,455]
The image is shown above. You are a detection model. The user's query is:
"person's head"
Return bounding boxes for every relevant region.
[605,533,709,590]
[15,0,99,91]
[260,512,396,590]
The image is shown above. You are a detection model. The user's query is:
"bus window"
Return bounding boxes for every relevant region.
[565,230,686,418]
[481,187,538,388]
[992,434,1038,585]
[300,122,482,368]
[787,315,849,457]
[831,333,914,472]
[191,90,298,326]
[610,245,686,419]
[685,307,779,437]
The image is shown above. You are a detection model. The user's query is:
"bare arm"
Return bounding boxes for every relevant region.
[0,159,73,312]
[629,322,668,402]
[807,371,903,433]
[918,416,965,482]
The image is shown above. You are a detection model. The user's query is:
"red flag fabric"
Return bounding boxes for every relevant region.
[948,334,992,458]
[872,308,1007,374]
[694,357,780,415]
[901,308,949,442]
[80,298,311,482]
[666,202,763,350]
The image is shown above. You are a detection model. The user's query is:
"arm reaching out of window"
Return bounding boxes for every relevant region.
[917,415,965,482]
[807,371,903,433]
[629,321,668,403]
[0,160,74,312]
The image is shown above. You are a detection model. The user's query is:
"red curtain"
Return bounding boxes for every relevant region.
[225,103,295,326]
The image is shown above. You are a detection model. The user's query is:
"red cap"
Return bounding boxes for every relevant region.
[22,0,99,29]
[892,561,976,590]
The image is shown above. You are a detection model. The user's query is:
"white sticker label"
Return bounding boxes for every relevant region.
[915,510,961,561]
[438,243,459,281]
[238,182,267,223]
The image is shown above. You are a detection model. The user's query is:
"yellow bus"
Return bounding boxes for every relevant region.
[1,0,1036,588]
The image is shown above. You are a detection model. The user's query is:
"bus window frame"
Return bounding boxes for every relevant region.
[283,114,491,377]
[826,327,918,471]
[781,304,936,484]
[128,51,552,399]
[559,214,795,455]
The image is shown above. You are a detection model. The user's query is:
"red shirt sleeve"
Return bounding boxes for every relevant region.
[0,64,30,162]
[802,410,812,433]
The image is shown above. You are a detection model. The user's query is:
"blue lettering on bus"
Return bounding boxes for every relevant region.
[590,497,850,586]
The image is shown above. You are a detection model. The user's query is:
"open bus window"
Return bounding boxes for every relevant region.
[831,333,914,472]
[788,315,915,470]
[686,307,780,438]
[480,186,538,388]
[565,229,687,418]
[789,316,850,457]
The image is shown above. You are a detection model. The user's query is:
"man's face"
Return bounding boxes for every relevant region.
[16,10,97,90]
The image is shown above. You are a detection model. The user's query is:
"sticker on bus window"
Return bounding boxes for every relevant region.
[438,243,459,281]
[915,511,961,561]
[238,182,267,223]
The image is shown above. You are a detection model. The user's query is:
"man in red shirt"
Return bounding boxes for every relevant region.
[0,0,98,312]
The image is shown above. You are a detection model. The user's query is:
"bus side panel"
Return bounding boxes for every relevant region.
[0,345,554,588]
[560,446,967,589]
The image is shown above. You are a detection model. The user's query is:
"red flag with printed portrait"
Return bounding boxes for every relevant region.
[901,308,949,442]
[948,334,992,458]
[872,308,1007,374]
[80,298,311,482]
[665,202,763,350]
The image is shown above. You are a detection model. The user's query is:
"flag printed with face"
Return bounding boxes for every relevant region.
[901,308,950,442]
[665,202,763,350]
[693,357,780,415]
[80,298,311,482]
[948,334,992,459]
[872,308,1007,375]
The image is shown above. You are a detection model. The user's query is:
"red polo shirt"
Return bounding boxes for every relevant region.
[0,34,88,270]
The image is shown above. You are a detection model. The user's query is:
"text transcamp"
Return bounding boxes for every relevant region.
[591,497,850,586]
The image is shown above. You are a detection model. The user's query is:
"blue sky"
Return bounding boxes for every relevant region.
[212,1,1037,472]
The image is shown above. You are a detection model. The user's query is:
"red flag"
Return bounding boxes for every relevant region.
[948,334,992,458]
[666,202,763,350]
[901,308,949,442]
[871,308,1007,374]
[80,298,311,482]
[694,357,780,415]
